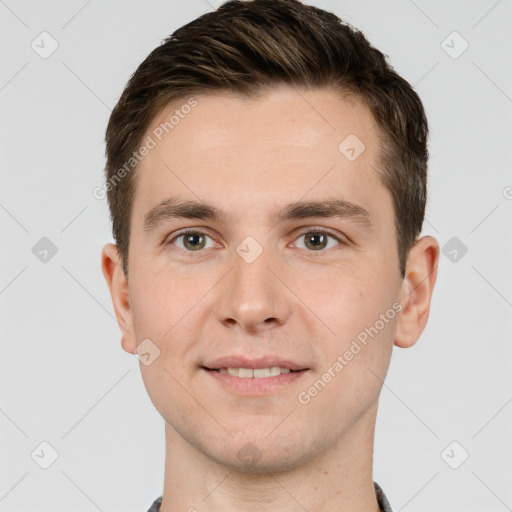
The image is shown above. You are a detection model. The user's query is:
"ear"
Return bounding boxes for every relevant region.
[395,235,440,348]
[101,243,137,354]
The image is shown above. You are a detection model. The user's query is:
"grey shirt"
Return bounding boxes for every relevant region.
[146,481,393,511]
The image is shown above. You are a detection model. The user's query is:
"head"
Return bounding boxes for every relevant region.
[104,0,429,280]
[102,0,439,473]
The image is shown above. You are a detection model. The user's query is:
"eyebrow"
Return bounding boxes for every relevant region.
[143,197,372,232]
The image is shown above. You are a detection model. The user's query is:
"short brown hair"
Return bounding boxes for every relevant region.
[104,0,428,278]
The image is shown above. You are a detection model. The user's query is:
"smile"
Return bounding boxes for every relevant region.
[213,367,297,378]
[202,367,309,395]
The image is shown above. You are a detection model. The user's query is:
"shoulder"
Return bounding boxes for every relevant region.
[145,495,162,512]
[374,481,394,512]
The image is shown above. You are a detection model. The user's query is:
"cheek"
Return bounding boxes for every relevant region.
[313,261,399,338]
[297,280,397,431]
[129,270,198,418]
[129,265,202,337]
[308,260,399,403]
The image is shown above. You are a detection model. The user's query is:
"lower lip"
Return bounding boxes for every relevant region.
[202,368,309,395]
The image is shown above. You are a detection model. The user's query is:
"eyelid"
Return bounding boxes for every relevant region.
[294,226,348,242]
[165,228,217,248]
[165,226,350,251]
[291,226,349,251]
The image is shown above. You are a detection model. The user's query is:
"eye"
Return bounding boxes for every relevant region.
[168,230,216,252]
[165,228,346,254]
[293,230,343,252]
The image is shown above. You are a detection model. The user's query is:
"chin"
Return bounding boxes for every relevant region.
[220,451,308,475]
[206,432,314,474]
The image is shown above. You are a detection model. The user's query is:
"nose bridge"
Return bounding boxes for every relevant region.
[214,238,289,331]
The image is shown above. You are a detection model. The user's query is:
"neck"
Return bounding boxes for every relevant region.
[159,402,381,512]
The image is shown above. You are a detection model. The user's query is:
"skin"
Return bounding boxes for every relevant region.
[102,85,439,512]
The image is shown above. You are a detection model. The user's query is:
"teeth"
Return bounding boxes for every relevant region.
[218,367,293,378]
[238,368,253,378]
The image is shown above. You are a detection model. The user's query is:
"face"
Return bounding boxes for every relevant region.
[106,86,410,472]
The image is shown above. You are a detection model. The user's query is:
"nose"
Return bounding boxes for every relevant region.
[213,244,291,333]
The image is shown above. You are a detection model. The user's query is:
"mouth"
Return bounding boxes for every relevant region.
[202,366,308,378]
[201,365,309,395]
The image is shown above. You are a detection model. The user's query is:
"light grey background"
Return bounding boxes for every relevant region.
[1,0,511,511]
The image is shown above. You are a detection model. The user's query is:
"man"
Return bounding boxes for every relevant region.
[101,1,439,510]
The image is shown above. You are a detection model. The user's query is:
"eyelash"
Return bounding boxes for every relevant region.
[165,227,347,255]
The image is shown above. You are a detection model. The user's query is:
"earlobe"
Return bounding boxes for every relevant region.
[101,243,137,354]
[394,236,440,349]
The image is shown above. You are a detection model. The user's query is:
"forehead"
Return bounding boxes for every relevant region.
[147,86,377,158]
[132,86,386,225]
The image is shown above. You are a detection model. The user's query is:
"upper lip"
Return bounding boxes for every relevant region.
[202,356,309,371]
